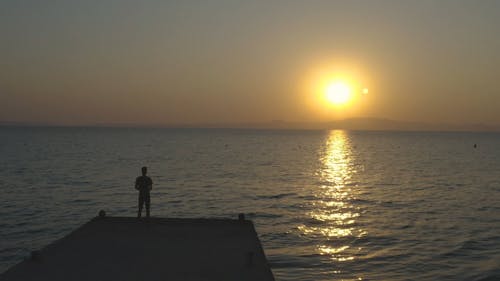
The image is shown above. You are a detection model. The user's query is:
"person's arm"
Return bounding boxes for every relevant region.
[135,178,139,190]
[148,178,153,191]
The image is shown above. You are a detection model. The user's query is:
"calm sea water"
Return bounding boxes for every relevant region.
[1,127,500,280]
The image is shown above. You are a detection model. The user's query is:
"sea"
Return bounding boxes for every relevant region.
[1,127,499,281]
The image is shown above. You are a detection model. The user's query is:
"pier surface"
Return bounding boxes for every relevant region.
[1,216,275,281]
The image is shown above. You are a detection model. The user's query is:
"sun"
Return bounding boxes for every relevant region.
[326,82,351,105]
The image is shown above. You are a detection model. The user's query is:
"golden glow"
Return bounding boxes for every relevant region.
[326,82,351,105]
[301,61,372,120]
[319,245,350,255]
[298,130,366,266]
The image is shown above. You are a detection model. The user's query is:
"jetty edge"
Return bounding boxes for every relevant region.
[0,214,275,281]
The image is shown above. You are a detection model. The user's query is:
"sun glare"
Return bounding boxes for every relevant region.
[303,63,371,117]
[326,82,351,105]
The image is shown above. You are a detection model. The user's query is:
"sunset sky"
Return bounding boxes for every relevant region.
[1,1,500,126]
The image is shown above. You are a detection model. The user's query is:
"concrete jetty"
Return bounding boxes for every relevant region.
[1,215,275,281]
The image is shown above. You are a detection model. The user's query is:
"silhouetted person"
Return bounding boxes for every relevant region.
[135,166,153,218]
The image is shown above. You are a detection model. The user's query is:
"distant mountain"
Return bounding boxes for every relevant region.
[209,118,500,131]
[328,118,500,131]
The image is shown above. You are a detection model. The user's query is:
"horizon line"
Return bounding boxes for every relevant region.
[1,118,500,132]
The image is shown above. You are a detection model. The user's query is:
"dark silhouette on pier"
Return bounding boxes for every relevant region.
[135,166,153,218]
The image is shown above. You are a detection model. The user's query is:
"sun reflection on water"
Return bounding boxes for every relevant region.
[299,130,366,263]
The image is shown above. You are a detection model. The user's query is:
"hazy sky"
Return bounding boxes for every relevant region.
[1,0,500,126]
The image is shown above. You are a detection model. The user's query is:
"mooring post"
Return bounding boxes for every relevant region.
[98,210,106,218]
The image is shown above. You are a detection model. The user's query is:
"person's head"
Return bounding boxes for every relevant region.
[141,166,147,176]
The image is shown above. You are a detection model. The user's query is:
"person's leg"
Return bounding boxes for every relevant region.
[145,193,151,218]
[138,193,144,218]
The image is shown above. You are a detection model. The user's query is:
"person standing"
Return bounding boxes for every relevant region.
[135,166,153,218]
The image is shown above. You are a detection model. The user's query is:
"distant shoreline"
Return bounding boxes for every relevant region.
[1,118,500,133]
